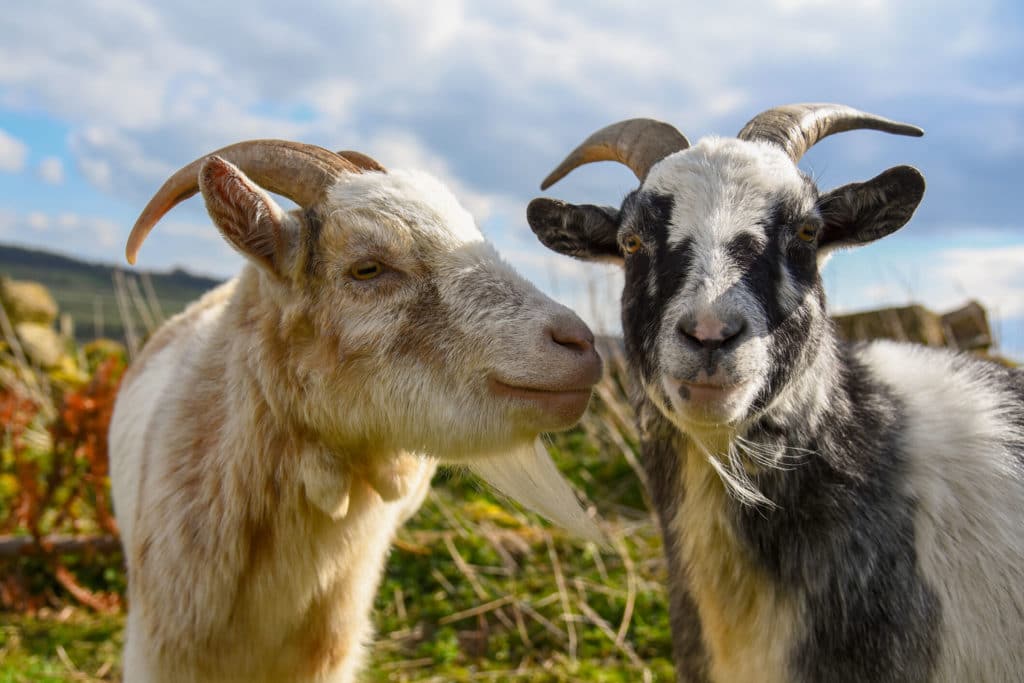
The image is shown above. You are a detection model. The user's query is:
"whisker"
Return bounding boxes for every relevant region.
[734,434,814,466]
[690,435,776,508]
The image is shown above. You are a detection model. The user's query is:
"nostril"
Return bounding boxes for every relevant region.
[677,321,704,349]
[677,316,747,351]
[720,319,747,349]
[549,320,595,353]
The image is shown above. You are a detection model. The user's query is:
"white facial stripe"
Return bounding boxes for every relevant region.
[649,138,807,250]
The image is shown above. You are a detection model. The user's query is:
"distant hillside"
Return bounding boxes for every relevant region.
[0,243,222,342]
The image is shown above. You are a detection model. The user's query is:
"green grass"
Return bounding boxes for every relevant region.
[0,610,123,682]
[0,425,676,682]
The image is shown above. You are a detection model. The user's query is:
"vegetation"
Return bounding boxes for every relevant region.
[0,244,219,343]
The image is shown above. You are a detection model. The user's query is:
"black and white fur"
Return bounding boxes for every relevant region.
[529,129,1024,682]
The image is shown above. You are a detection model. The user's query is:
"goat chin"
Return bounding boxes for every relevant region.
[467,438,605,545]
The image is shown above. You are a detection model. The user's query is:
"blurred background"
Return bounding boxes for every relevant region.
[0,2,1020,681]
[0,0,1022,352]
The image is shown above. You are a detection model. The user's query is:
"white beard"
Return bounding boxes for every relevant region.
[467,438,604,544]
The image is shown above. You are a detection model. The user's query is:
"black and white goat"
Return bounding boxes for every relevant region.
[528,104,1024,682]
[110,140,602,683]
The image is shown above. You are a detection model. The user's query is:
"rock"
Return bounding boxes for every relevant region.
[833,304,946,347]
[0,277,58,325]
[940,301,991,351]
[14,322,64,368]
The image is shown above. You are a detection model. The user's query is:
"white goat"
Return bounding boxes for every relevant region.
[109,141,602,683]
[529,104,1024,682]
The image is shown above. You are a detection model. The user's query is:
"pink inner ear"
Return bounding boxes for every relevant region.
[199,156,283,272]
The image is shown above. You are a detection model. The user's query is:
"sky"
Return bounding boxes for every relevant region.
[0,1,1022,356]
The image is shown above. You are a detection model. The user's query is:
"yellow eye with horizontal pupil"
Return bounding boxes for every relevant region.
[796,223,820,242]
[351,261,383,280]
[623,235,643,254]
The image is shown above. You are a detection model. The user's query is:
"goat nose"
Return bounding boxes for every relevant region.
[548,314,595,353]
[678,315,747,350]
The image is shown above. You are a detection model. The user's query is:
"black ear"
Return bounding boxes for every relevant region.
[817,165,925,252]
[527,198,622,264]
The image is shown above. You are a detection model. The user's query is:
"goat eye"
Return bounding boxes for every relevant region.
[622,234,643,254]
[796,223,820,242]
[351,260,383,280]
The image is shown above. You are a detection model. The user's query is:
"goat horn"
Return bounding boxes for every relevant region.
[335,150,387,173]
[126,140,372,264]
[737,103,923,163]
[540,118,690,190]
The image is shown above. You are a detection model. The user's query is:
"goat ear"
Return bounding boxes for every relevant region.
[527,198,623,265]
[199,155,295,276]
[817,165,925,252]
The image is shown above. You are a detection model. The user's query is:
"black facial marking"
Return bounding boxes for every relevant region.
[724,231,760,271]
[725,200,825,413]
[621,192,685,382]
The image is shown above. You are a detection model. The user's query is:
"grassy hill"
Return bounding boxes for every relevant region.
[0,243,222,343]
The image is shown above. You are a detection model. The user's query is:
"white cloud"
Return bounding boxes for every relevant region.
[37,156,64,184]
[0,0,1019,319]
[2,0,1008,206]
[2,209,123,250]
[0,128,27,172]
[302,79,358,122]
[56,212,78,230]
[930,245,1024,318]
[161,219,222,243]
[363,128,522,224]
[829,240,1024,320]
[27,211,48,231]
[77,157,113,192]
[91,218,119,248]
[71,125,175,195]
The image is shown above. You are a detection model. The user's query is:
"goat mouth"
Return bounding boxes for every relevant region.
[679,379,741,391]
[672,378,743,404]
[487,377,593,423]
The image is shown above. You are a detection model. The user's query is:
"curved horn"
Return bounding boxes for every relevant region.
[126,140,364,264]
[737,103,923,163]
[335,150,387,173]
[540,119,690,190]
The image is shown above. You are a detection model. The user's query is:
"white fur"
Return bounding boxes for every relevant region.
[111,164,600,682]
[469,440,603,544]
[861,343,1024,681]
